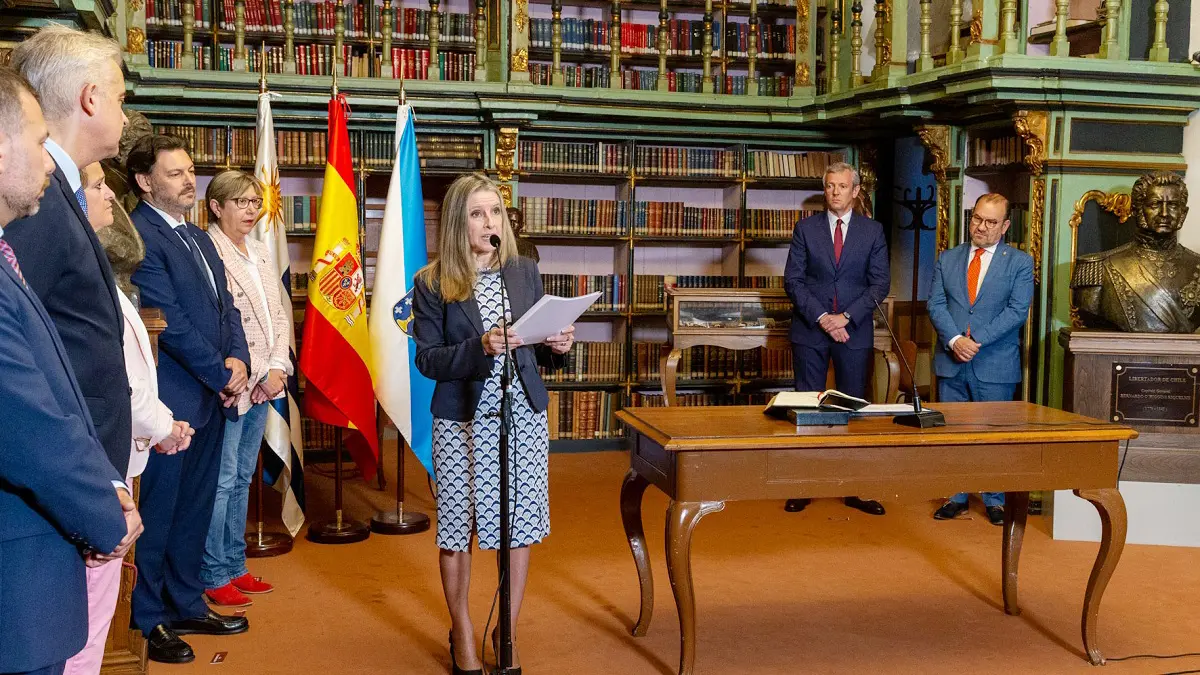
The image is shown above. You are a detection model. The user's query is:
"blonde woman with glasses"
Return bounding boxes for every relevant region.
[200,170,291,607]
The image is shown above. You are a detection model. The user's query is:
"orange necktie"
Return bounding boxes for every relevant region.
[966,247,985,338]
[967,247,985,305]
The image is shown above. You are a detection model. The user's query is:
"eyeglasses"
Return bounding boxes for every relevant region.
[231,197,263,210]
[969,214,1004,229]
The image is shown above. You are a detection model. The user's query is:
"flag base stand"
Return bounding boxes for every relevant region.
[308,511,371,544]
[307,428,370,545]
[245,451,293,557]
[371,437,430,535]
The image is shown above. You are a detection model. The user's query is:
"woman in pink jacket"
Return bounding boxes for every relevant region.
[200,170,292,607]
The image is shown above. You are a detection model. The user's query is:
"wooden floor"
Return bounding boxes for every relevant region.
[159,448,1200,675]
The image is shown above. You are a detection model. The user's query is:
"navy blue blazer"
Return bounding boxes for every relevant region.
[784,211,890,349]
[130,201,250,425]
[413,256,567,422]
[0,234,128,673]
[4,165,133,477]
[927,241,1034,384]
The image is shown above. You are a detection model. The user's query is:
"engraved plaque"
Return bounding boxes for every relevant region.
[1110,363,1200,426]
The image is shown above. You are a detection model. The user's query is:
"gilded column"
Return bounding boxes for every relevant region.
[702,0,715,93]
[870,1,887,81]
[181,0,196,69]
[1013,110,1049,284]
[1049,0,1069,57]
[849,1,863,87]
[656,0,668,90]
[334,0,345,73]
[496,127,518,207]
[511,0,531,83]
[947,0,964,63]
[999,0,1018,54]
[552,0,566,85]
[796,0,812,88]
[917,0,933,72]
[609,0,622,88]
[475,0,488,80]
[747,0,759,95]
[828,4,842,93]
[427,0,442,79]
[916,125,951,256]
[1099,0,1121,59]
[234,0,248,71]
[1148,0,1170,62]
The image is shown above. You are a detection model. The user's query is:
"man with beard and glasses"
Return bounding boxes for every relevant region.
[0,66,136,675]
[126,134,251,664]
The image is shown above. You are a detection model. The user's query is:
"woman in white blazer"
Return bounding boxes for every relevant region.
[64,163,193,675]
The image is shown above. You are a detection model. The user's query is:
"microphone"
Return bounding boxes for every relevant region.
[490,234,501,248]
[871,297,946,429]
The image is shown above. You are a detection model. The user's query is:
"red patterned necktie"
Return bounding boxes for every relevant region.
[832,218,844,312]
[0,238,24,285]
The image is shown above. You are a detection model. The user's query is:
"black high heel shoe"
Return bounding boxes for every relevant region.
[449,630,483,675]
[490,629,522,675]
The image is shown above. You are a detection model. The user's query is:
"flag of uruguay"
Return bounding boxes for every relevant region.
[369,100,435,474]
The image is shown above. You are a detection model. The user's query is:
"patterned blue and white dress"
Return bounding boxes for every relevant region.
[431,269,551,551]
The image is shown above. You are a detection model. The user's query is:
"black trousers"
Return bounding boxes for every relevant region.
[791,339,871,397]
[131,401,226,634]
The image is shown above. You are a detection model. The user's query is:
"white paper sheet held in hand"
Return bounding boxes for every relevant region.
[510,292,603,344]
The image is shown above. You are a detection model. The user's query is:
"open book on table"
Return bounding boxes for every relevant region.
[763,390,870,413]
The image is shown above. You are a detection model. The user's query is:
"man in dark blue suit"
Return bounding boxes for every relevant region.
[0,67,138,675]
[127,135,251,664]
[5,24,133,483]
[927,193,1034,526]
[783,162,890,515]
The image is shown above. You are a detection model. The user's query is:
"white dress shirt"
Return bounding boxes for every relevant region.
[949,242,999,347]
[146,201,220,296]
[43,138,81,192]
[817,209,854,322]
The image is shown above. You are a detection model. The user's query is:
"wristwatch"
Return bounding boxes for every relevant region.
[842,312,851,321]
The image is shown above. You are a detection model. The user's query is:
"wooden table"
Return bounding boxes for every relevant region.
[616,402,1136,675]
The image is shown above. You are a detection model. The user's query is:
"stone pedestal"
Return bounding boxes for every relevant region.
[1054,328,1200,547]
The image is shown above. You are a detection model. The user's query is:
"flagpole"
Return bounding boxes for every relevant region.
[245,450,295,557]
[306,72,370,545]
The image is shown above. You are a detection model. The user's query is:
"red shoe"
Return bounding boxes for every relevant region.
[231,572,274,595]
[205,583,252,607]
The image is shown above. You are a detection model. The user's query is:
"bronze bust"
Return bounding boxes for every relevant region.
[1071,171,1200,332]
[507,206,540,263]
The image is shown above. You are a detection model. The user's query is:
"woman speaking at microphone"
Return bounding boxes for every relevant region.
[413,173,574,675]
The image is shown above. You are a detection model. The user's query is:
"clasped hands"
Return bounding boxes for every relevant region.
[84,487,144,568]
[481,324,575,356]
[155,419,195,455]
[219,357,249,408]
[951,336,981,362]
[818,312,850,343]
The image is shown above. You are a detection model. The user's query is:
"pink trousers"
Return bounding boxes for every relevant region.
[62,558,123,675]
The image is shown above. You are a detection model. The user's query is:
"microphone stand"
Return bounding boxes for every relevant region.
[872,297,946,428]
[490,237,516,674]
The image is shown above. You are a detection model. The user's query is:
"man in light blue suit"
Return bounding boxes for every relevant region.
[0,67,136,675]
[927,193,1034,526]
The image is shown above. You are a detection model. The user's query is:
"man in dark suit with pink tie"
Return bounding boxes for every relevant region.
[782,162,890,516]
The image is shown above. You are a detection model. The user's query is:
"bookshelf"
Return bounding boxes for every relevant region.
[518,134,848,444]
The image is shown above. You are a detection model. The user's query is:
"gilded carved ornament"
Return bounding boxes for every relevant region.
[798,0,810,52]
[1028,178,1045,285]
[498,183,513,208]
[916,125,951,254]
[512,48,529,72]
[515,0,528,32]
[969,10,982,44]
[797,61,810,85]
[1012,110,1048,177]
[496,127,518,183]
[127,27,146,54]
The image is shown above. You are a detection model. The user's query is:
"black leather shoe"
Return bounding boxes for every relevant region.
[171,608,250,636]
[933,500,969,520]
[784,498,811,513]
[147,625,195,664]
[986,505,1005,526]
[844,496,885,515]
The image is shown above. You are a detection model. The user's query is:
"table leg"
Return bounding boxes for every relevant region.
[1001,491,1029,616]
[621,468,654,637]
[1073,487,1128,666]
[666,499,725,675]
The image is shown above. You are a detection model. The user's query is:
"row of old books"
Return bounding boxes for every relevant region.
[636,145,741,178]
[155,125,478,170]
[517,197,627,235]
[744,208,818,238]
[538,342,625,383]
[631,202,738,237]
[746,150,844,179]
[630,274,739,311]
[629,389,780,407]
[540,275,627,311]
[742,275,785,288]
[547,390,621,440]
[301,418,341,450]
[518,141,631,174]
[969,135,1023,168]
[527,62,613,89]
[529,19,796,60]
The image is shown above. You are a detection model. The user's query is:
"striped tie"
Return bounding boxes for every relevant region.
[74,186,89,218]
[0,238,25,285]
